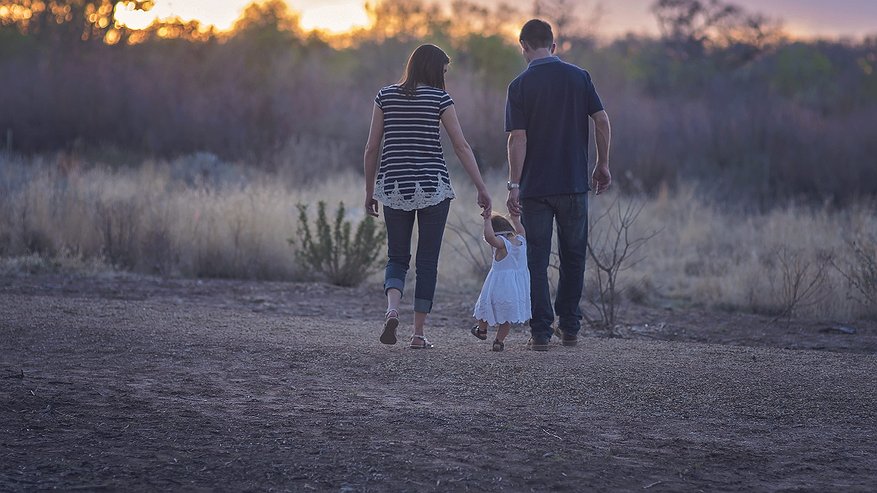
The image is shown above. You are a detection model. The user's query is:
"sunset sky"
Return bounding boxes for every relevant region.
[114,0,877,39]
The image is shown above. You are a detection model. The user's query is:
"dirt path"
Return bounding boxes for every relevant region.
[1,274,876,491]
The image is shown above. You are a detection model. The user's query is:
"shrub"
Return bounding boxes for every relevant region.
[290,201,385,287]
[832,234,877,317]
[444,214,492,282]
[771,246,831,323]
[586,197,660,329]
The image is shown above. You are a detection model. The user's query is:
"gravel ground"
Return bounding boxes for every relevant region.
[1,274,876,492]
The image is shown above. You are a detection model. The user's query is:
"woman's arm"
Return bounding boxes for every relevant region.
[440,105,491,214]
[509,213,526,237]
[363,103,384,216]
[482,211,506,249]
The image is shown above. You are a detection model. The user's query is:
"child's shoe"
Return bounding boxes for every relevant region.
[471,325,487,340]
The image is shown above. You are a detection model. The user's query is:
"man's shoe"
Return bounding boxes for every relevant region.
[553,326,578,347]
[526,338,550,351]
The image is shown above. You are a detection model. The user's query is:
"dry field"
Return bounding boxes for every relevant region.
[1,154,874,322]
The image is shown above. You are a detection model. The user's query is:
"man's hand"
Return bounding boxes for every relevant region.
[506,188,521,215]
[592,163,611,195]
[365,197,379,217]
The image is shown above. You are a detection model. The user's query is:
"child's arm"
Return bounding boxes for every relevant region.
[509,212,526,237]
[482,211,506,249]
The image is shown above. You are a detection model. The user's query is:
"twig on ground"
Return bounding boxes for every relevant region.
[541,428,563,441]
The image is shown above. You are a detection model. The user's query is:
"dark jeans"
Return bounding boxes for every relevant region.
[521,193,589,341]
[383,199,451,313]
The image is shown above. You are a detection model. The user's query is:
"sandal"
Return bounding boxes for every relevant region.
[409,334,434,349]
[380,309,399,345]
[492,340,504,352]
[471,325,488,340]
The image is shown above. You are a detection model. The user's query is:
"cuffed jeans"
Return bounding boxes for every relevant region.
[383,199,451,313]
[521,193,589,341]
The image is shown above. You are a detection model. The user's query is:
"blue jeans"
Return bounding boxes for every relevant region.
[383,199,451,313]
[521,193,589,341]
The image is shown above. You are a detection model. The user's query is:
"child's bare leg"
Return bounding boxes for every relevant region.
[478,320,488,331]
[496,322,511,343]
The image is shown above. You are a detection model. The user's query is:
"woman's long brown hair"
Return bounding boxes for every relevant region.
[398,44,450,96]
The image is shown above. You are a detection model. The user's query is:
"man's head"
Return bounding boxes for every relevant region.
[519,19,556,61]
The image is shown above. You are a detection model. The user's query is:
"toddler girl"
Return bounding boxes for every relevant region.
[471,211,531,351]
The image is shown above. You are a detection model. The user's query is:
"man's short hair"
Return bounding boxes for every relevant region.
[519,19,553,49]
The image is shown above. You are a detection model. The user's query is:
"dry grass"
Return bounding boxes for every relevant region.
[1,154,874,321]
[622,186,876,320]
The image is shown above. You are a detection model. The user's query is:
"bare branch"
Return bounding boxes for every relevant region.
[586,196,660,328]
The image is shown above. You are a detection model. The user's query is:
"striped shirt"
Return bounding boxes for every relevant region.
[373,84,456,211]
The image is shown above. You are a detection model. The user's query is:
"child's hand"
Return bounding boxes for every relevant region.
[481,207,491,219]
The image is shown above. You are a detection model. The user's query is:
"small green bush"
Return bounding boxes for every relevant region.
[290,201,385,287]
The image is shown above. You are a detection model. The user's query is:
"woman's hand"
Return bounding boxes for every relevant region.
[365,197,379,217]
[477,188,492,216]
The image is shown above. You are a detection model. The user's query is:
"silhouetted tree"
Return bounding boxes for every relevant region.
[651,0,781,65]
[0,0,154,45]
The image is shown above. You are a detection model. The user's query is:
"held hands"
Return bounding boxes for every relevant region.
[477,188,492,217]
[506,188,522,216]
[592,163,611,195]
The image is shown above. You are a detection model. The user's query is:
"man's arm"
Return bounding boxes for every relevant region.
[590,110,611,195]
[506,129,527,214]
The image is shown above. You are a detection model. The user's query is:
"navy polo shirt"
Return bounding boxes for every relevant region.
[505,56,604,199]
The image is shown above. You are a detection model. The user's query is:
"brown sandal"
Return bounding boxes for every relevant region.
[492,340,504,352]
[380,309,399,345]
[471,325,487,340]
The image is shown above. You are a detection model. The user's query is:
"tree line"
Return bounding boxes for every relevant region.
[1,0,876,205]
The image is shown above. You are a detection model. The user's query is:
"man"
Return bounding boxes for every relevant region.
[505,19,612,351]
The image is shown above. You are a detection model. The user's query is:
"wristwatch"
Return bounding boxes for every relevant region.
[506,182,520,190]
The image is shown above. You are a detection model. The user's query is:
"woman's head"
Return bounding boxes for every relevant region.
[399,44,450,95]
[491,213,515,236]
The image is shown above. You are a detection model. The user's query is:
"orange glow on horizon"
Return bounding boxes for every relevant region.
[299,3,368,34]
[3,0,872,42]
[113,0,370,35]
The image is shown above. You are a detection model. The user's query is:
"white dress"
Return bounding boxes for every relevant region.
[473,235,531,326]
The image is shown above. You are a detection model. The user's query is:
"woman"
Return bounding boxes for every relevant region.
[363,44,491,349]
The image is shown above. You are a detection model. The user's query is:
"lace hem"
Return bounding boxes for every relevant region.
[374,177,456,211]
[473,300,531,327]
[473,314,531,326]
